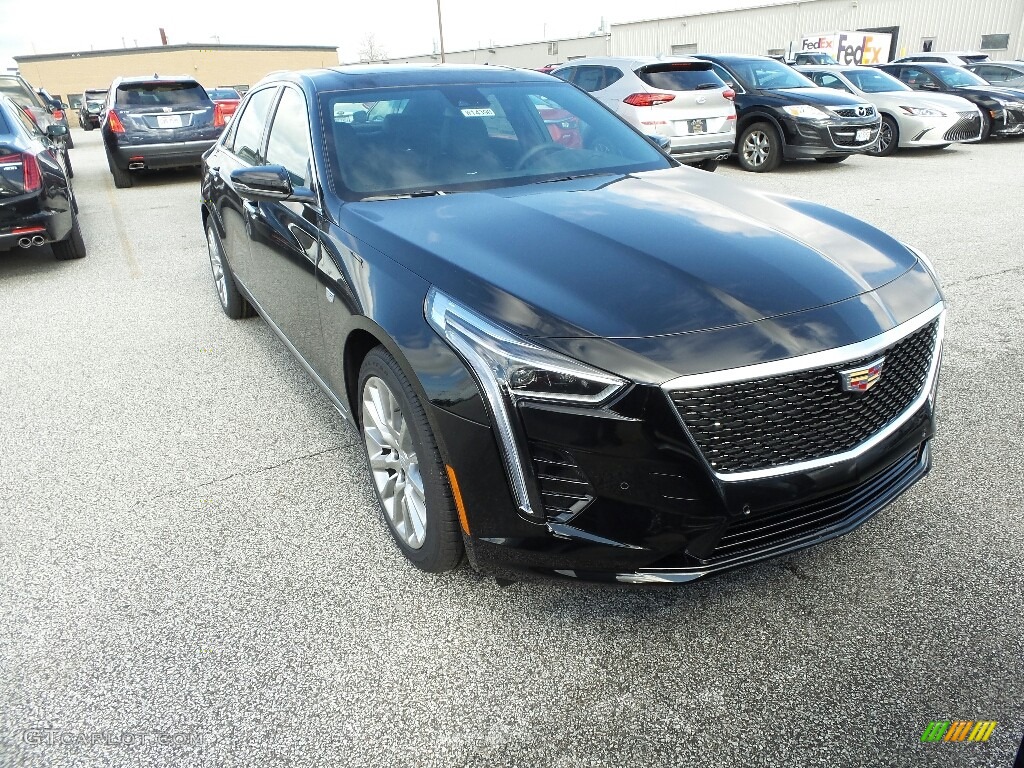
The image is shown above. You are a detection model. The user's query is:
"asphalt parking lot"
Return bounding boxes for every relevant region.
[2,128,1022,768]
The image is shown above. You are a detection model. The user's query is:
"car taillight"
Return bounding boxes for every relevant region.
[213,103,226,128]
[0,152,42,192]
[107,110,126,133]
[723,89,736,101]
[623,93,676,107]
[52,110,64,120]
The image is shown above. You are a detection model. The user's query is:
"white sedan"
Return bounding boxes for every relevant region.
[797,65,982,156]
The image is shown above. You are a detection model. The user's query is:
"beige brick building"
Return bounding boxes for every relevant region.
[14,43,340,107]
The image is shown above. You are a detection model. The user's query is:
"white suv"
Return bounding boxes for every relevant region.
[551,56,737,171]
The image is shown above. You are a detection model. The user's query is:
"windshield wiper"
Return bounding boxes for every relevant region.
[361,190,447,201]
[534,172,611,184]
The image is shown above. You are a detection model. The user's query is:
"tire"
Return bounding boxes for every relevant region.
[63,148,73,179]
[737,121,782,172]
[109,159,133,188]
[868,115,899,157]
[205,221,254,319]
[84,123,93,132]
[52,214,86,260]
[358,346,464,573]
[64,132,74,150]
[979,112,992,141]
[695,158,720,172]
[815,155,849,164]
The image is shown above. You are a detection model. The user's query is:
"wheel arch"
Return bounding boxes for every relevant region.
[736,111,787,146]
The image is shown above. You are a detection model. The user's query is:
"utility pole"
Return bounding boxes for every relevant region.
[436,0,446,63]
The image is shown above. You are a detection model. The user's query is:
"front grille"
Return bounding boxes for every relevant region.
[944,111,981,142]
[828,124,879,147]
[528,443,594,522]
[832,106,876,118]
[707,448,922,562]
[670,320,939,475]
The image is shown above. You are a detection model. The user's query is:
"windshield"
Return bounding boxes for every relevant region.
[931,66,987,88]
[320,81,673,200]
[842,68,911,93]
[729,59,816,90]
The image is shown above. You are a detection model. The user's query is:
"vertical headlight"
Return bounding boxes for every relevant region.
[426,288,627,518]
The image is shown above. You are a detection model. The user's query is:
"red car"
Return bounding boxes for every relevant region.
[207,87,241,121]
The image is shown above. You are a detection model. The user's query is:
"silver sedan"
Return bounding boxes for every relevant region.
[797,65,982,156]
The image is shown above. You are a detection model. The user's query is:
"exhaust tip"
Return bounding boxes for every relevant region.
[32,235,46,246]
[127,162,145,170]
[18,237,32,248]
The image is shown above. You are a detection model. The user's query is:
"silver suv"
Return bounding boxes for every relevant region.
[551,56,737,171]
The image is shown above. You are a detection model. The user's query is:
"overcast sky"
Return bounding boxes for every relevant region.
[1,0,785,69]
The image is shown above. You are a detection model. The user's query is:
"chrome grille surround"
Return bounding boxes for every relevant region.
[662,302,945,482]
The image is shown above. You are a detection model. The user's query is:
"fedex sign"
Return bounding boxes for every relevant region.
[797,32,892,64]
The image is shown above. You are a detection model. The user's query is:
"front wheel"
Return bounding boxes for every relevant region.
[815,155,849,164]
[979,112,993,141]
[359,347,464,573]
[205,221,253,319]
[737,122,782,172]
[867,116,899,157]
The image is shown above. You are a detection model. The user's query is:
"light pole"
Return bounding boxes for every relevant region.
[436,0,446,63]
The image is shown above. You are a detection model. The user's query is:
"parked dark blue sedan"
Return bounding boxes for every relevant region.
[200,65,944,584]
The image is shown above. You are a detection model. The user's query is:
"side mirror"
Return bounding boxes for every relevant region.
[645,134,673,152]
[46,123,68,138]
[230,165,317,204]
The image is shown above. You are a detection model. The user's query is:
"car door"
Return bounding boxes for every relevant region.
[245,84,325,369]
[209,85,278,294]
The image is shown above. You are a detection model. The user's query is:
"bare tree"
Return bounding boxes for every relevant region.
[360,34,388,62]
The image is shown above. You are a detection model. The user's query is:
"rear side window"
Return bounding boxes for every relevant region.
[0,108,9,134]
[0,78,42,109]
[573,66,624,93]
[115,81,208,107]
[636,64,725,92]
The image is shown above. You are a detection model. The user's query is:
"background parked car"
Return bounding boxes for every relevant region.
[550,56,736,171]
[207,87,242,121]
[0,96,85,260]
[965,60,1024,88]
[78,88,107,131]
[876,62,1024,139]
[101,75,228,188]
[0,73,74,148]
[797,64,982,155]
[892,52,990,66]
[694,54,880,172]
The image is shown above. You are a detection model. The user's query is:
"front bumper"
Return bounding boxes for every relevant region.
[107,139,218,170]
[440,300,944,584]
[782,115,881,158]
[992,106,1024,136]
[898,110,982,146]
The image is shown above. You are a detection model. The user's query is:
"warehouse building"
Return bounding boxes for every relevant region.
[14,43,339,108]
[611,0,1024,60]
[372,0,1023,70]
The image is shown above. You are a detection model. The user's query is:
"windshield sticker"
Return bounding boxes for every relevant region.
[460,108,495,117]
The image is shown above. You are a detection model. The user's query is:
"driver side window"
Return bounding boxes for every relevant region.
[230,87,278,166]
[265,87,312,188]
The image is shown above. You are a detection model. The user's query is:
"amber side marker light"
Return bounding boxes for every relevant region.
[445,465,471,535]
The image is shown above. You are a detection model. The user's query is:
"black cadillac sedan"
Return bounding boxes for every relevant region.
[0,96,85,260]
[200,66,944,584]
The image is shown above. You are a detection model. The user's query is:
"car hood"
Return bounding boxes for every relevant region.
[868,90,978,112]
[340,167,920,341]
[953,84,1024,100]
[756,87,872,107]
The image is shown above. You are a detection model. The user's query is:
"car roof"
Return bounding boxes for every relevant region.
[552,55,705,69]
[253,64,553,92]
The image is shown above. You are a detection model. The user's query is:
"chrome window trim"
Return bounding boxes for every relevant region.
[663,302,945,483]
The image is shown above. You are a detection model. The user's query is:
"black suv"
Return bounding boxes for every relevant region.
[695,54,881,171]
[101,75,226,188]
[78,88,107,131]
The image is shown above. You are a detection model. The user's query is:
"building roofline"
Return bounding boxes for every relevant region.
[609,0,801,28]
[14,42,339,64]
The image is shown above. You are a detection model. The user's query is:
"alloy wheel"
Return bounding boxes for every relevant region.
[362,376,427,550]
[877,122,893,154]
[743,130,771,167]
[206,227,229,309]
